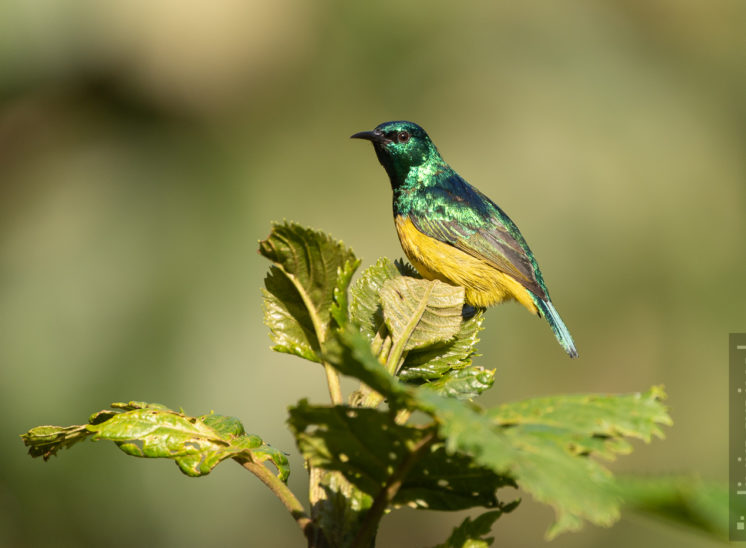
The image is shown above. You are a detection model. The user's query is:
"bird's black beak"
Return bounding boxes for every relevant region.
[350,129,391,145]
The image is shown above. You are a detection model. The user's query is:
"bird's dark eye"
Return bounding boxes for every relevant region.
[397,131,410,143]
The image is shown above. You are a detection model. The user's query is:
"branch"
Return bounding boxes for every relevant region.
[237,458,318,540]
[350,430,439,548]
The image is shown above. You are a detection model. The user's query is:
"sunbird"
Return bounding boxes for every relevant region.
[352,121,578,358]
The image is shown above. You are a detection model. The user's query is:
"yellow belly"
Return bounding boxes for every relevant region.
[395,216,538,313]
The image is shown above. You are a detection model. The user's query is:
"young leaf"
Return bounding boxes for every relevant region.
[20,401,172,460]
[432,505,519,548]
[288,401,514,511]
[21,403,289,480]
[331,258,362,327]
[260,222,357,361]
[380,277,464,353]
[414,387,672,538]
[349,259,487,391]
[310,469,373,548]
[419,365,495,400]
[399,310,485,382]
[348,257,408,342]
[20,424,91,460]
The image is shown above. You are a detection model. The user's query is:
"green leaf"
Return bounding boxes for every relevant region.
[331,258,361,327]
[487,385,672,449]
[260,222,357,361]
[380,277,464,353]
[200,413,290,481]
[263,268,320,361]
[20,424,91,460]
[288,401,514,511]
[110,401,172,412]
[324,325,411,406]
[420,365,495,400]
[349,260,487,392]
[21,403,289,481]
[616,475,736,541]
[414,387,672,538]
[348,257,408,342]
[400,310,485,382]
[433,506,519,548]
[311,469,373,548]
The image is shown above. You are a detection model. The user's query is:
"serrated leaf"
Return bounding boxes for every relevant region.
[263,269,320,361]
[288,401,514,511]
[487,386,672,455]
[432,506,518,548]
[421,365,495,400]
[195,412,288,479]
[349,261,487,390]
[331,258,362,327]
[260,222,357,361]
[414,386,672,538]
[348,258,407,341]
[381,277,464,352]
[311,469,373,548]
[110,401,171,411]
[399,310,484,382]
[21,404,289,481]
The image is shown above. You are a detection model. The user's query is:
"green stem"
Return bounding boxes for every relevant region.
[238,458,317,541]
[322,362,343,405]
[350,430,438,548]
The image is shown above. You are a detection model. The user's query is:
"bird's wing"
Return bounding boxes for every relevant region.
[409,175,548,300]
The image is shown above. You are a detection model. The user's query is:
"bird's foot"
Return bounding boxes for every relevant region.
[462,304,480,319]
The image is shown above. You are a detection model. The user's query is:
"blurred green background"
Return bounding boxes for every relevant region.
[1,1,743,547]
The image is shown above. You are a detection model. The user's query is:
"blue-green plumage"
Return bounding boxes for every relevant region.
[352,121,577,358]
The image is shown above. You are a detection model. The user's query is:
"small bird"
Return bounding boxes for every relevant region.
[351,121,577,358]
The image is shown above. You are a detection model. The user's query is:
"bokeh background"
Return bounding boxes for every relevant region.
[1,1,744,547]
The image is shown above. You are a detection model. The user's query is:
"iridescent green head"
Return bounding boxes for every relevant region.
[351,121,443,186]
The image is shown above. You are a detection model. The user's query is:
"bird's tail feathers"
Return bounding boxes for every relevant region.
[532,296,578,358]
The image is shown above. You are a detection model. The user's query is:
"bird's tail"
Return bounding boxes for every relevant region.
[531,295,578,358]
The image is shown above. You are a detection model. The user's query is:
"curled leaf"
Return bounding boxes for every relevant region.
[21,403,289,480]
[260,222,357,361]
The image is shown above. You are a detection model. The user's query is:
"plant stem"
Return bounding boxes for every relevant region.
[350,430,438,548]
[322,362,343,405]
[238,458,317,540]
